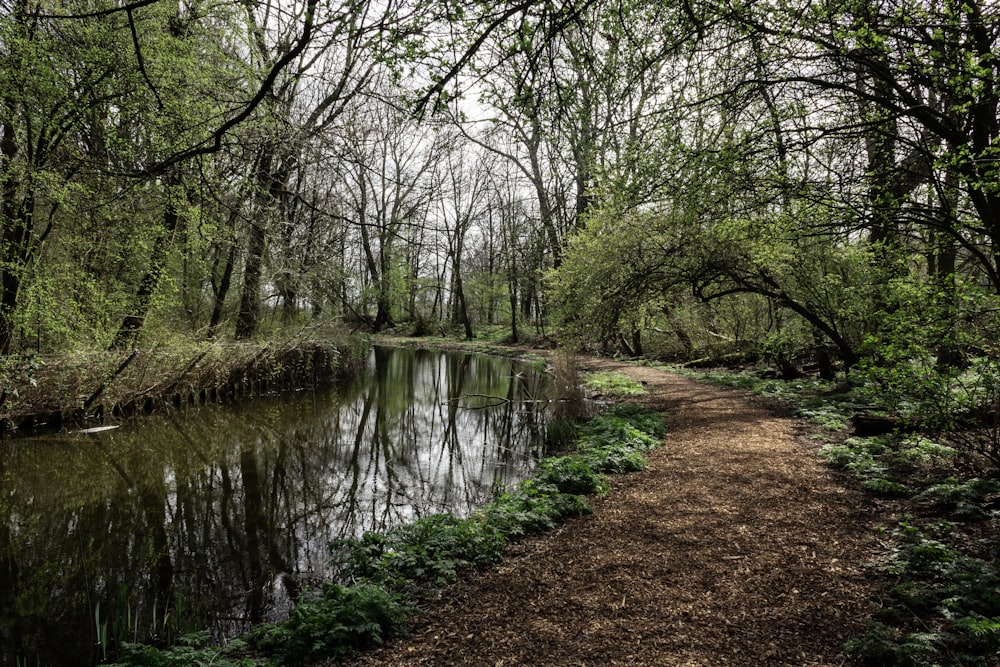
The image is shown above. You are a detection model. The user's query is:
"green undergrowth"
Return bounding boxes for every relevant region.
[846,520,1000,667]
[109,402,665,666]
[583,370,647,396]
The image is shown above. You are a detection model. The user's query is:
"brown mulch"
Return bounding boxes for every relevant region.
[336,357,884,667]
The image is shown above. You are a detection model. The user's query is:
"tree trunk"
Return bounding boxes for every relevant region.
[934,163,962,368]
[208,239,237,339]
[235,146,285,340]
[0,0,31,354]
[112,175,180,349]
[451,252,473,340]
[234,217,266,340]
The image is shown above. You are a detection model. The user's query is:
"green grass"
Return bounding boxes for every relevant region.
[583,371,647,396]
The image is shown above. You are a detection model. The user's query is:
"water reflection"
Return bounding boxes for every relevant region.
[0,346,552,665]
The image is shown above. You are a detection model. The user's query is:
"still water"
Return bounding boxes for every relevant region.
[0,346,554,665]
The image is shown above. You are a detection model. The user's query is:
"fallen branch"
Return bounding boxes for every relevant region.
[83,349,141,411]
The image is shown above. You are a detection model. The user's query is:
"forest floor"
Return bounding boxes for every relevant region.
[334,354,888,667]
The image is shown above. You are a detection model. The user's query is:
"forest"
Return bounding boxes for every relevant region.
[0,0,997,373]
[2,0,1000,663]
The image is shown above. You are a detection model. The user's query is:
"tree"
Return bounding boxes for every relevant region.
[337,93,440,332]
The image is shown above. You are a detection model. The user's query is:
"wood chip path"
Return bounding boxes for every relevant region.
[336,358,882,666]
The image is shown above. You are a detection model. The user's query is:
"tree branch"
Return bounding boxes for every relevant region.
[136,0,320,178]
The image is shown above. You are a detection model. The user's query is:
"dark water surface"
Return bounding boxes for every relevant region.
[0,346,553,665]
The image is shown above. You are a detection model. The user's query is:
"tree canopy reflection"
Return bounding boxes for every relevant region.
[0,346,552,665]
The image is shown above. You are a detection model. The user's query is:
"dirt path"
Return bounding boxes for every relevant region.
[337,358,882,666]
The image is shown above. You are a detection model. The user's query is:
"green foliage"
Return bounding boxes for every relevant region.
[860,478,915,498]
[819,434,954,498]
[579,415,662,451]
[601,402,667,436]
[844,622,940,667]
[535,455,610,495]
[583,371,647,396]
[581,443,649,473]
[895,437,957,464]
[482,405,664,537]
[111,632,263,667]
[858,284,1000,470]
[914,478,1000,521]
[330,514,506,590]
[794,406,849,431]
[0,353,40,404]
[848,522,1000,666]
[478,479,594,538]
[571,405,665,473]
[252,584,414,665]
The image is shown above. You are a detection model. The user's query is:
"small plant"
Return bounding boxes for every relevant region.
[486,481,593,533]
[819,441,888,479]
[111,632,262,667]
[914,478,1000,520]
[535,455,609,495]
[850,521,1000,666]
[252,584,414,665]
[331,514,506,591]
[580,419,659,452]
[860,478,914,498]
[795,406,848,431]
[895,436,955,464]
[581,442,648,473]
[844,622,940,667]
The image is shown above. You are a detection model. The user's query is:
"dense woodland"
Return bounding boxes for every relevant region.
[0,0,994,366]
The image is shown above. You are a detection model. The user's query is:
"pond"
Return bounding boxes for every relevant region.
[0,346,555,666]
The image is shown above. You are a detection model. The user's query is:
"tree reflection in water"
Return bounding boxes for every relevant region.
[0,346,552,666]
